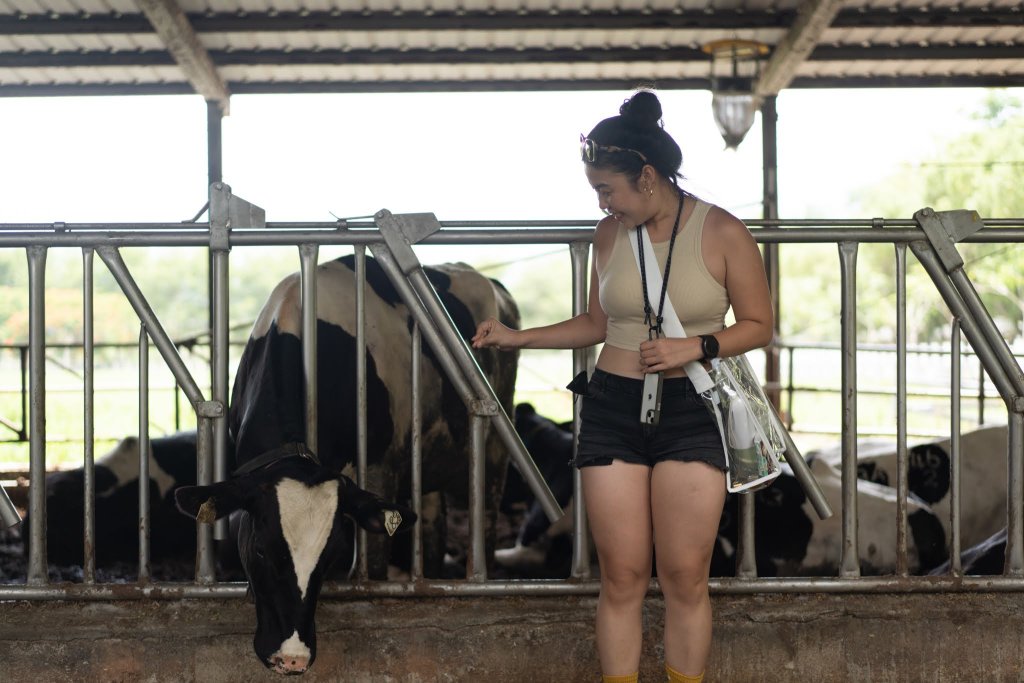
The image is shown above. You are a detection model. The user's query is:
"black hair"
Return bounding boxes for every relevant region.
[584,90,684,187]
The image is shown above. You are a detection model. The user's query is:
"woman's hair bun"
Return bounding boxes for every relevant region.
[619,91,663,127]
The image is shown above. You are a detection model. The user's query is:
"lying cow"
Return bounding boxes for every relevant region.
[499,406,947,577]
[177,254,518,674]
[815,424,1009,551]
[929,527,1007,576]
[715,457,947,576]
[24,431,199,567]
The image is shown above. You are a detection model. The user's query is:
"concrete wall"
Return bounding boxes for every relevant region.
[0,592,1022,682]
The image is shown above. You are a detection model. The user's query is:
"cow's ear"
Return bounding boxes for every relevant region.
[175,480,248,523]
[339,477,417,537]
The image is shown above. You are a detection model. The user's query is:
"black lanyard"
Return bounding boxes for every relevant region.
[636,193,685,340]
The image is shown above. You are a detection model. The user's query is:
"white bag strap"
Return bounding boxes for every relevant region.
[627,225,714,394]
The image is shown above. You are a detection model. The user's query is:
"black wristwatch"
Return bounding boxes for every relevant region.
[699,334,720,362]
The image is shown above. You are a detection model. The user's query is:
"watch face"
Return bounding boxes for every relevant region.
[703,335,719,359]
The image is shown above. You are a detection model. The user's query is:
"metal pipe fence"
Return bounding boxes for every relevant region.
[1,200,1023,599]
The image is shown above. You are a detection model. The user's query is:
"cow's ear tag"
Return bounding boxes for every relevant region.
[383,509,403,537]
[197,498,218,524]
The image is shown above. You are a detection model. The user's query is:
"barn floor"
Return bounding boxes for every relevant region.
[1,592,1023,682]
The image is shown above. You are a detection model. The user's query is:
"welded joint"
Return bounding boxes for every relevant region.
[1013,395,1024,413]
[374,209,442,274]
[195,400,224,418]
[470,399,500,416]
[209,182,266,252]
[914,207,982,273]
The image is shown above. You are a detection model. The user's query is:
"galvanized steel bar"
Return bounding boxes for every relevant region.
[354,245,369,580]
[26,245,48,583]
[569,241,591,580]
[82,247,96,581]
[210,247,230,542]
[737,495,757,578]
[95,246,207,407]
[467,415,487,582]
[2,226,1021,250]
[299,243,319,457]
[895,243,909,576]
[19,345,28,441]
[1008,413,1024,575]
[950,319,963,575]
[8,575,1024,601]
[838,241,860,578]
[138,325,151,581]
[411,322,424,580]
[195,417,216,583]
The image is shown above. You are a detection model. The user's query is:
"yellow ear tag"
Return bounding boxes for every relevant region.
[197,498,217,525]
[384,509,403,537]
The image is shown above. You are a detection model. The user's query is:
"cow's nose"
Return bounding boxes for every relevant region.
[270,654,309,675]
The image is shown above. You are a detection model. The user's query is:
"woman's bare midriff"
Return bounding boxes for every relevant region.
[595,344,689,380]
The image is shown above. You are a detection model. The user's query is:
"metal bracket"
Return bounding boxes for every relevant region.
[195,400,224,418]
[373,209,442,274]
[209,182,266,252]
[914,207,983,273]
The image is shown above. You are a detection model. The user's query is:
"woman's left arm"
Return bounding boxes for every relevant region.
[710,208,774,358]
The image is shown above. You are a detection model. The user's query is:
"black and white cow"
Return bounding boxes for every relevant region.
[176,254,519,674]
[714,457,947,576]
[929,526,1007,576]
[814,424,1009,551]
[499,406,947,577]
[25,431,199,567]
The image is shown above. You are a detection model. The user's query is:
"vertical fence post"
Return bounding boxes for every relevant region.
[410,322,424,580]
[353,246,368,580]
[838,241,860,578]
[299,244,319,457]
[82,247,97,583]
[894,242,909,576]
[950,318,962,575]
[467,414,487,582]
[138,325,151,582]
[569,241,591,579]
[26,245,48,585]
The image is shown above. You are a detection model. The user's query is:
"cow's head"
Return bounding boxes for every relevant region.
[174,462,415,675]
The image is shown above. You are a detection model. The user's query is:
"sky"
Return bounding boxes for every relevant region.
[2,87,1008,230]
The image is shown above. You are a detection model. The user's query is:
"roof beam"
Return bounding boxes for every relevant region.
[132,0,229,112]
[754,0,846,97]
[2,7,1020,36]
[7,43,1024,69]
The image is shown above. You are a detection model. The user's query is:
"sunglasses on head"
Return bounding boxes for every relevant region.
[579,134,648,164]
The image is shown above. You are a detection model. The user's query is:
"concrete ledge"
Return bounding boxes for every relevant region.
[0,592,1022,681]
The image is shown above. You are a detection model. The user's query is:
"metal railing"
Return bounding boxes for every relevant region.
[1,191,1023,599]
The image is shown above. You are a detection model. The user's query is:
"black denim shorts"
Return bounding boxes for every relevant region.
[573,368,726,471]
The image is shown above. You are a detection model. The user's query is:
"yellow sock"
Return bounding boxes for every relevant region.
[666,663,704,683]
[602,674,639,683]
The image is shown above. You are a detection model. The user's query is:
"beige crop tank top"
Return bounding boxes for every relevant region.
[599,199,729,351]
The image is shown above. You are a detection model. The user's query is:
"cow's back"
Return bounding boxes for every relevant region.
[229,255,520,494]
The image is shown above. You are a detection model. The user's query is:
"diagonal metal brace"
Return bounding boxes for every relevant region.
[209,183,266,251]
[914,207,983,273]
[374,209,442,274]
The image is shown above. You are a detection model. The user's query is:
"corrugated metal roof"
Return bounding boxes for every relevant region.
[1,0,1021,100]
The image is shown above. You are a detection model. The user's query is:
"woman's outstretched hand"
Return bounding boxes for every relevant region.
[472,318,520,351]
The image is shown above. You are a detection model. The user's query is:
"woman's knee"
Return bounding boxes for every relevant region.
[657,564,709,605]
[599,557,652,601]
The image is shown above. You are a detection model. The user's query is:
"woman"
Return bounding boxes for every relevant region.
[472,91,773,683]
